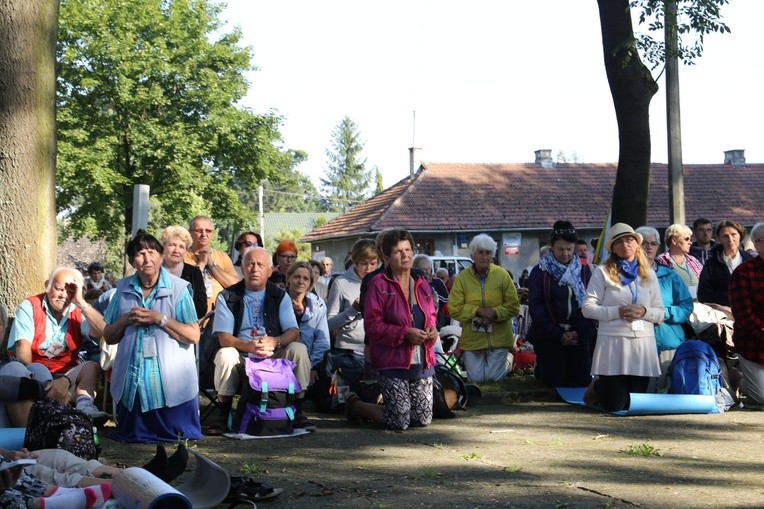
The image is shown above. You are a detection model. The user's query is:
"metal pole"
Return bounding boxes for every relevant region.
[131,184,150,236]
[259,181,265,244]
[666,0,685,225]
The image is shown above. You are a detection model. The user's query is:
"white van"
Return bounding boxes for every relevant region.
[430,256,473,276]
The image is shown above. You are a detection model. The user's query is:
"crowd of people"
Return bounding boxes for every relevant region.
[0,214,761,503]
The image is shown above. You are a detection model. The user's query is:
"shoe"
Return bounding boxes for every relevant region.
[142,444,168,479]
[162,442,189,482]
[583,379,599,406]
[76,397,109,424]
[293,413,317,432]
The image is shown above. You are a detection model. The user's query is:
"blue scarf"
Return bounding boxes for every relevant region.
[538,251,587,305]
[616,258,639,286]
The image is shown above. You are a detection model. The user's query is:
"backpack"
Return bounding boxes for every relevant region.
[432,364,469,419]
[24,399,97,459]
[231,357,302,436]
[668,340,727,413]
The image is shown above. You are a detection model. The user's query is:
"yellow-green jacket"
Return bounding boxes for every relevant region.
[448,264,520,351]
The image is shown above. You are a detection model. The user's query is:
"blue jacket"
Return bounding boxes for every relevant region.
[654,264,693,353]
[296,292,331,368]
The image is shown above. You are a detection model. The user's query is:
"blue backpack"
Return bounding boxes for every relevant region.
[668,340,723,411]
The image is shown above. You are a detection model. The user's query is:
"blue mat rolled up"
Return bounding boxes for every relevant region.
[555,387,717,415]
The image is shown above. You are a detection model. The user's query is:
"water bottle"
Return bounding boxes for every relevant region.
[92,426,102,458]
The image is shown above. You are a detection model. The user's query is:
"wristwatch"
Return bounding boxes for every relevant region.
[159,315,168,328]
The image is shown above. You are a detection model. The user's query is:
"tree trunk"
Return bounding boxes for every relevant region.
[597,0,659,227]
[0,1,59,310]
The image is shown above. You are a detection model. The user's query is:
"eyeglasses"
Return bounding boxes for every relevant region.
[755,237,764,244]
[192,228,213,235]
[641,241,660,248]
[278,254,297,260]
[553,228,575,235]
[612,237,637,246]
[240,241,257,248]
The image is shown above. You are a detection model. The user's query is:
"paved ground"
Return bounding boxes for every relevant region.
[100,379,764,509]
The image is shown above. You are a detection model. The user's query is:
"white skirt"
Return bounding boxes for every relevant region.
[591,334,661,377]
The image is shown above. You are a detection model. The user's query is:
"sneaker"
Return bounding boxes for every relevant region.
[76,397,109,424]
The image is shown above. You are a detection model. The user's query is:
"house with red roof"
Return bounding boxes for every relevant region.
[302,149,763,277]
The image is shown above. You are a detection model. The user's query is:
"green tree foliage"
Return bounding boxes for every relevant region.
[373,166,384,195]
[632,0,730,68]
[320,116,372,212]
[56,0,292,251]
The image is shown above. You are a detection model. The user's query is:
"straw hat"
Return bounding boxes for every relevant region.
[605,223,643,252]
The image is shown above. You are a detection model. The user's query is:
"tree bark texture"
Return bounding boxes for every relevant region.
[597,0,659,227]
[0,1,59,310]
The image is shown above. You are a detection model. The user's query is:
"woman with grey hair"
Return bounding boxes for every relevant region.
[448,234,520,382]
[636,226,693,391]
[413,254,450,329]
[655,223,703,299]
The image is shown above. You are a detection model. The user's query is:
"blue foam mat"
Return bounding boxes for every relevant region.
[0,428,26,450]
[556,387,717,415]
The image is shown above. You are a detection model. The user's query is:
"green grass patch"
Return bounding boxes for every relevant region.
[459,452,484,460]
[621,442,662,457]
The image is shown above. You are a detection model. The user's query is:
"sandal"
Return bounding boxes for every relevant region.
[226,476,283,501]
[226,499,256,509]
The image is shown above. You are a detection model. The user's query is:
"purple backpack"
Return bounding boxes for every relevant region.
[232,357,302,436]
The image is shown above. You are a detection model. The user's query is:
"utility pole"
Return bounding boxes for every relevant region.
[666,0,685,225]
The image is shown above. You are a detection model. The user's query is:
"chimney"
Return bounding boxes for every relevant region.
[534,149,554,168]
[724,149,745,167]
[409,147,422,177]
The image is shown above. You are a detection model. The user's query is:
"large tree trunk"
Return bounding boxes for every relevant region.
[597,0,659,227]
[0,1,59,310]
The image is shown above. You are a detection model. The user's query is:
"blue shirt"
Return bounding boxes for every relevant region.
[8,298,92,353]
[104,268,198,412]
[211,288,297,343]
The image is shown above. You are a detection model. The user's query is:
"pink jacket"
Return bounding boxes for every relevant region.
[363,269,437,371]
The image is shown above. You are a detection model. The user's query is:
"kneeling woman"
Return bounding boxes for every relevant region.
[104,230,202,442]
[582,224,664,412]
[347,229,438,430]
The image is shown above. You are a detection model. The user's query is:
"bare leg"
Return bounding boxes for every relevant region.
[346,394,383,424]
[73,362,101,400]
[5,401,34,427]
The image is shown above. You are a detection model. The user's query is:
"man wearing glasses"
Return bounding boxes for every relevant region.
[690,218,716,265]
[185,216,239,312]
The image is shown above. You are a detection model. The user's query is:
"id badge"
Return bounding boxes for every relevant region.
[630,320,645,332]
[203,272,213,298]
[142,331,158,358]
[411,345,422,365]
[45,343,65,359]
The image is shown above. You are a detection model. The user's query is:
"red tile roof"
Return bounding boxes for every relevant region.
[302,161,764,241]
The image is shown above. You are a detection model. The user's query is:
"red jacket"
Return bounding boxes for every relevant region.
[363,269,437,371]
[730,256,764,364]
[27,294,83,374]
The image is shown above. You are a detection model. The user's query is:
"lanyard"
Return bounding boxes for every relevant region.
[627,281,639,304]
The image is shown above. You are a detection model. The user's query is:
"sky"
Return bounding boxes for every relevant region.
[221,0,764,190]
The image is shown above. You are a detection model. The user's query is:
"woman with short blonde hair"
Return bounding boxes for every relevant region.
[655,223,702,298]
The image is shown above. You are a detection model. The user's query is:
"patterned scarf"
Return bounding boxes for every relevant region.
[616,257,639,286]
[538,251,587,305]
